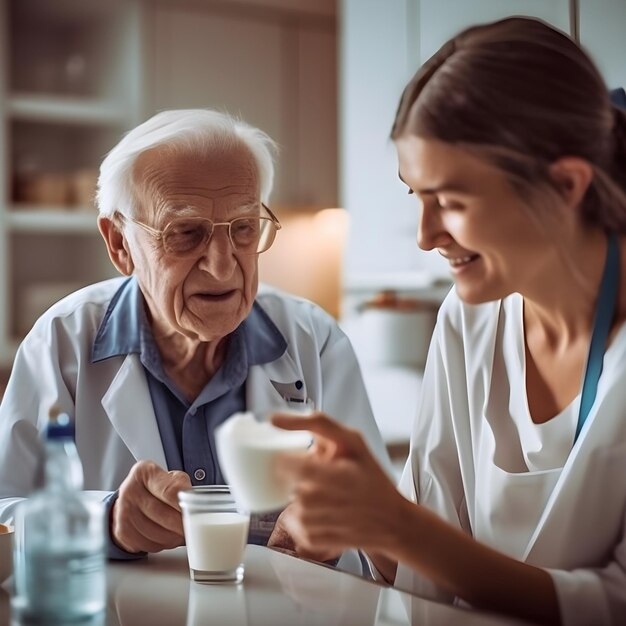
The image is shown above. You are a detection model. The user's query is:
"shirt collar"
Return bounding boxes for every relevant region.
[244,300,287,366]
[92,276,286,366]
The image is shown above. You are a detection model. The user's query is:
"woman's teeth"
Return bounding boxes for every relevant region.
[449,255,476,267]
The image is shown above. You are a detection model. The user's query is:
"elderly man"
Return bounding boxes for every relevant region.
[0,109,390,565]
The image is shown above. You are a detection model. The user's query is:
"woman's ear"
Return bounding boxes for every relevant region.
[548,157,594,209]
[98,215,134,276]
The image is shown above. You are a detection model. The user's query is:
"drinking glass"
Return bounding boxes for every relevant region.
[179,486,250,584]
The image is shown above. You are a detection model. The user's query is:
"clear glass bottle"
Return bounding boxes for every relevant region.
[12,408,106,622]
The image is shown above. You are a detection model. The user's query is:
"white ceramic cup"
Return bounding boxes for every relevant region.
[215,412,312,513]
[179,486,249,584]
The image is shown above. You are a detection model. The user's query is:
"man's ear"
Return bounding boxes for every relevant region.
[548,157,594,209]
[98,215,134,276]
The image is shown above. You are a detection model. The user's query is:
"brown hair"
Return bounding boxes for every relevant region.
[392,17,626,232]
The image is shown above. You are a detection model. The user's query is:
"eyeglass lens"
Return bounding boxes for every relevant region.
[163,217,276,256]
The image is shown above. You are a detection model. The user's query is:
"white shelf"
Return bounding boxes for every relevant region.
[8,94,127,126]
[7,209,98,234]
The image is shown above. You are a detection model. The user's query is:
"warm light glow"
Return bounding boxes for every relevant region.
[313,208,349,239]
[259,208,349,319]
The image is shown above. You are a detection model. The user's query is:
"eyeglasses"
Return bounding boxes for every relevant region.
[116,204,281,257]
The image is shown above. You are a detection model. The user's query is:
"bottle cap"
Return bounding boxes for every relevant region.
[46,404,75,440]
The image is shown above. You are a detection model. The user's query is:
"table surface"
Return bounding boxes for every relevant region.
[1,545,536,626]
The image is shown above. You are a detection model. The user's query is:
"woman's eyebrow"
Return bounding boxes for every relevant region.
[397,171,473,194]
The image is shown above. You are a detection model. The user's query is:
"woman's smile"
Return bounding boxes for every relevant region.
[443,252,480,270]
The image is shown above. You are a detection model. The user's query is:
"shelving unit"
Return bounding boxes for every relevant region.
[0,0,339,371]
[8,94,128,126]
[0,0,145,366]
[7,210,99,234]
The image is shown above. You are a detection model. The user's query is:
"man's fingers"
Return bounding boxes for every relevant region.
[267,504,341,563]
[143,465,192,509]
[113,461,192,553]
[163,470,193,510]
[132,490,186,534]
[267,525,296,552]
[114,509,182,554]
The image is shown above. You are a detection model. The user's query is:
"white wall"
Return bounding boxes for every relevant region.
[418,0,570,61]
[579,0,626,90]
[340,0,448,285]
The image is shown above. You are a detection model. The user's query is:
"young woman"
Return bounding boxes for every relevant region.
[271,17,626,626]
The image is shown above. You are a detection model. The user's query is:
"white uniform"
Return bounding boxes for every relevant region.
[395,290,626,626]
[0,278,391,526]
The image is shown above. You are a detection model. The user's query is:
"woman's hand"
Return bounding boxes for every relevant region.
[271,412,409,559]
[272,413,560,624]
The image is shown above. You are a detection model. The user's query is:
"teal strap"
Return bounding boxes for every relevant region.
[575,232,620,443]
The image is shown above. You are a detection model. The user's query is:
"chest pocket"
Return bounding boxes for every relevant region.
[473,460,562,560]
[524,442,626,568]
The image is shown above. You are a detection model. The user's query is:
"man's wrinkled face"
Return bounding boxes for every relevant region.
[126,144,260,342]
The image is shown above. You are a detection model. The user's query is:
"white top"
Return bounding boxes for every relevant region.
[473,295,579,559]
[395,290,626,626]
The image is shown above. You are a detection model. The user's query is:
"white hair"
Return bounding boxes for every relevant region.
[96,109,277,218]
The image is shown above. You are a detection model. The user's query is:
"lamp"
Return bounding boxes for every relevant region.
[258,208,349,319]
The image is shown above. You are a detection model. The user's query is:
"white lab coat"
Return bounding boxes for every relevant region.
[0,278,391,529]
[394,291,626,626]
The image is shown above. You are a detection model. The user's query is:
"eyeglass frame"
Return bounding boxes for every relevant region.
[114,203,282,257]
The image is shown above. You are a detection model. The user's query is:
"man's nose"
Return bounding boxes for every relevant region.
[197,225,237,279]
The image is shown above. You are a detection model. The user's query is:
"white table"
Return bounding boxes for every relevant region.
[1,545,536,625]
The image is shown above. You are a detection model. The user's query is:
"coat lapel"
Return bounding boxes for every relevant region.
[100,346,308,467]
[245,351,308,421]
[101,354,167,468]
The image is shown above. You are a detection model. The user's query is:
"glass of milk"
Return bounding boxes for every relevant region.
[179,486,250,584]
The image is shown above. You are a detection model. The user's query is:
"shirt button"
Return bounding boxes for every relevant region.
[194,468,206,481]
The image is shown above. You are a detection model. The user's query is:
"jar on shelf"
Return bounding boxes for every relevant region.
[13,156,71,208]
[69,168,99,211]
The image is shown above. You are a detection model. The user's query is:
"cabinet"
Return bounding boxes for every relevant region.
[0,0,145,367]
[149,0,337,207]
[0,0,338,370]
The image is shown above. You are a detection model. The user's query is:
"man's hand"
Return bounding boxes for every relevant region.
[267,504,341,563]
[111,460,192,554]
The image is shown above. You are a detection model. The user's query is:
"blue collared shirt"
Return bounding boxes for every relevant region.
[92,277,287,557]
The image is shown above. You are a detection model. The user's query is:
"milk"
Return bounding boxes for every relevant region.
[183,512,249,572]
[216,412,312,512]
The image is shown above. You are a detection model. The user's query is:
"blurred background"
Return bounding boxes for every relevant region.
[0,0,624,463]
